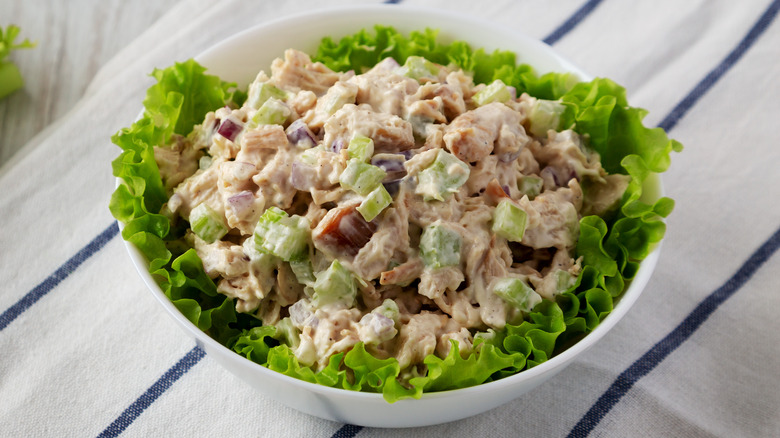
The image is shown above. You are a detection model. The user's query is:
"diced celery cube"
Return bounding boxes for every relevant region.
[518,175,543,199]
[189,203,228,243]
[198,155,213,170]
[473,329,497,346]
[312,259,357,308]
[395,56,439,80]
[347,135,375,162]
[356,184,392,222]
[553,269,576,294]
[339,159,387,196]
[492,199,527,242]
[253,207,310,261]
[473,79,512,106]
[249,97,290,127]
[491,277,542,312]
[273,317,300,349]
[528,99,566,137]
[322,83,357,115]
[289,257,315,286]
[420,222,461,268]
[247,81,290,109]
[415,149,470,201]
[373,299,400,324]
[299,144,324,166]
[408,114,432,139]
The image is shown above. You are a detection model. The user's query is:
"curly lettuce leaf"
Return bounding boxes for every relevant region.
[110,60,246,345]
[228,316,559,403]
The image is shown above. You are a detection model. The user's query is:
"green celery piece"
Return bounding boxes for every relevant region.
[0,62,24,99]
[491,277,542,312]
[273,317,301,349]
[253,207,310,261]
[473,328,497,346]
[339,159,386,196]
[289,257,316,286]
[492,199,527,242]
[395,56,439,80]
[518,175,543,199]
[373,299,400,324]
[322,84,357,115]
[472,79,512,106]
[247,81,289,109]
[415,149,470,201]
[356,184,392,222]
[553,269,577,294]
[249,97,290,127]
[419,222,461,268]
[198,155,213,170]
[299,144,324,166]
[189,203,228,243]
[347,135,375,162]
[527,99,566,137]
[312,259,357,307]
[0,25,36,99]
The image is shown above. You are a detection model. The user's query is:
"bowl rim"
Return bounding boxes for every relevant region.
[119,3,663,403]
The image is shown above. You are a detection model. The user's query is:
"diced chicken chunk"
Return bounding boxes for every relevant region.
[271,49,343,95]
[443,102,529,163]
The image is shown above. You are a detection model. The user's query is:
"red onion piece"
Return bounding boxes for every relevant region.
[227,190,255,217]
[371,153,408,180]
[217,118,243,142]
[371,314,395,338]
[290,161,315,191]
[330,137,345,153]
[285,120,317,148]
[497,150,522,163]
[382,180,402,198]
[289,300,315,328]
[541,166,578,187]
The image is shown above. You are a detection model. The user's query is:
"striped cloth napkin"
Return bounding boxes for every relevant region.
[2,0,779,436]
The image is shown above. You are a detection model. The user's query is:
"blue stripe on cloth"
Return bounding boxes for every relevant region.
[96,346,206,438]
[0,221,119,332]
[567,2,780,436]
[543,0,605,45]
[568,226,780,438]
[331,424,364,438]
[383,0,403,4]
[658,0,780,132]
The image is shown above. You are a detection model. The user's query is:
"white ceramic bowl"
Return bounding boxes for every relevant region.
[122,5,663,428]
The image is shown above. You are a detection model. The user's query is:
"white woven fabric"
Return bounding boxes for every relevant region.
[2,0,779,436]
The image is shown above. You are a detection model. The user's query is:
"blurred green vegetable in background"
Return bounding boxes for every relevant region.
[0,25,37,99]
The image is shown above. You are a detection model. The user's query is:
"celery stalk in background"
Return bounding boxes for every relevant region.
[0,25,36,99]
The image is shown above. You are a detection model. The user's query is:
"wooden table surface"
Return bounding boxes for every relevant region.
[0,0,180,167]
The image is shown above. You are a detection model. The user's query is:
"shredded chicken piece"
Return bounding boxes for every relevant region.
[271,49,343,95]
[443,102,528,163]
